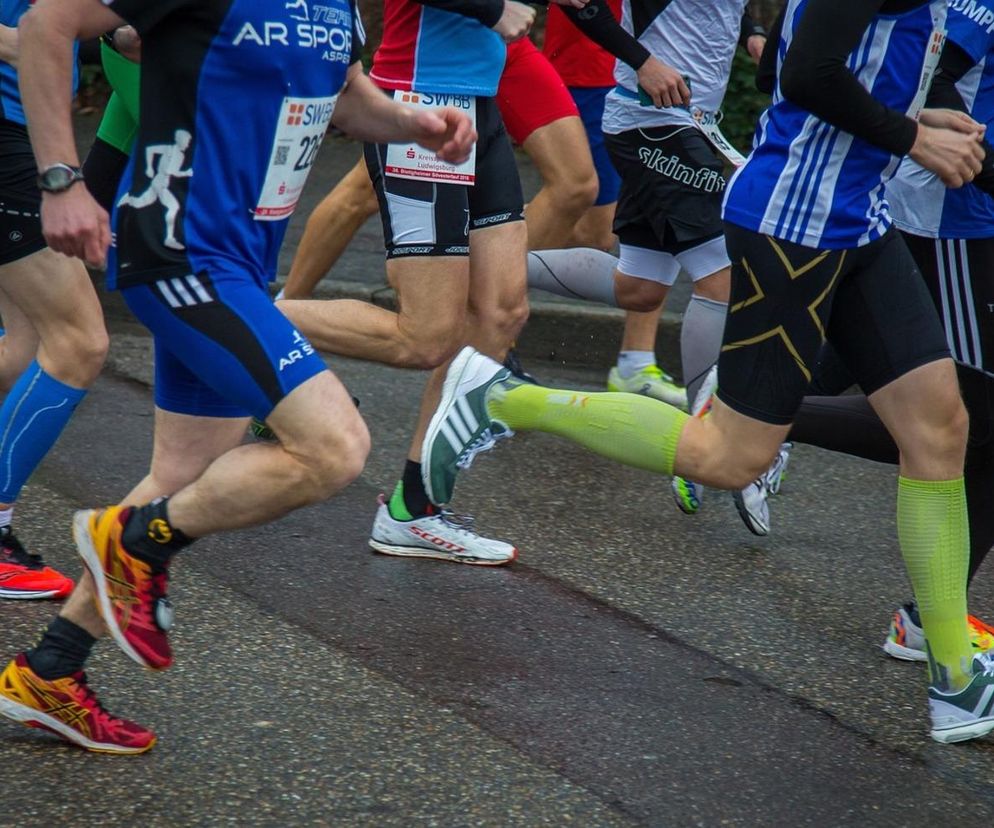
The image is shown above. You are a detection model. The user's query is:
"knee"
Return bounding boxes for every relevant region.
[51,325,109,386]
[616,277,664,313]
[550,168,598,216]
[397,331,463,370]
[300,412,371,498]
[931,393,969,459]
[475,294,530,346]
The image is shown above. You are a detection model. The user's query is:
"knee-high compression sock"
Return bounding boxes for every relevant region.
[526,249,619,307]
[680,295,728,405]
[0,362,88,504]
[488,384,689,475]
[897,476,973,691]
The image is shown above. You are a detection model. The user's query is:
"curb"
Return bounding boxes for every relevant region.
[279,277,686,376]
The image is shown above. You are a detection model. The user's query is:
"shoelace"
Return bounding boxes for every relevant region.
[436,510,482,539]
[456,426,511,471]
[74,672,126,725]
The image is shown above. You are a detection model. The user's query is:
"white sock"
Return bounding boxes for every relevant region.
[617,351,655,379]
[0,506,14,530]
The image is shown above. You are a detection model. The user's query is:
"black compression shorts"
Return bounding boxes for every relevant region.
[0,119,45,266]
[365,95,524,259]
[717,223,950,425]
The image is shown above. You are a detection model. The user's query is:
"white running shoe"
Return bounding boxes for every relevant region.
[929,653,994,744]
[732,442,793,537]
[369,497,517,566]
[670,365,717,514]
[607,365,687,409]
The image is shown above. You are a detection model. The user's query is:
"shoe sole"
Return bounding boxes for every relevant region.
[930,714,994,744]
[0,588,62,600]
[670,479,702,515]
[369,538,517,566]
[0,693,155,754]
[732,491,769,536]
[882,639,928,662]
[421,348,477,506]
[72,511,159,671]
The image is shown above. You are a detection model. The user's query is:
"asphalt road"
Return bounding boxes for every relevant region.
[2,321,994,827]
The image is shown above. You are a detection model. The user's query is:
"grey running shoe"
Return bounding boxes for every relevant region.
[369,496,517,566]
[732,442,793,537]
[929,653,994,744]
[882,603,928,662]
[421,347,515,506]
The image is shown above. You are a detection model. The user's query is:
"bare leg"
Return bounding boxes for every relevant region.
[522,117,598,250]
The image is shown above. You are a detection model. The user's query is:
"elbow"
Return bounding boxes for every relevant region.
[778,63,812,108]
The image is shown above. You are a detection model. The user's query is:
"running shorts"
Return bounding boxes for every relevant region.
[121,267,327,420]
[0,119,44,266]
[718,223,950,425]
[903,232,994,380]
[569,86,620,207]
[496,38,578,146]
[365,95,524,259]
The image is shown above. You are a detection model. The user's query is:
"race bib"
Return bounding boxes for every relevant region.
[692,108,747,168]
[384,91,477,185]
[255,95,338,221]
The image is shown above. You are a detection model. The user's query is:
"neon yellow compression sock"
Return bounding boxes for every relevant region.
[487,383,689,476]
[897,476,973,691]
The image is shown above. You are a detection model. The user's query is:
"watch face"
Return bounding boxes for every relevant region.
[39,165,81,192]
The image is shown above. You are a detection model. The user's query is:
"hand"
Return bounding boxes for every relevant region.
[112,25,141,63]
[910,122,985,188]
[746,34,766,65]
[919,107,985,140]
[636,56,690,108]
[40,185,112,268]
[549,0,590,8]
[492,1,535,43]
[409,107,478,165]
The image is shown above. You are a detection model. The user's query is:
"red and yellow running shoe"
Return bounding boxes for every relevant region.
[0,654,155,754]
[73,507,173,671]
[969,615,994,653]
[0,529,73,600]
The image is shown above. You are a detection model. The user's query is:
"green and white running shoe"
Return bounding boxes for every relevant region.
[607,365,687,410]
[929,653,994,744]
[421,347,516,506]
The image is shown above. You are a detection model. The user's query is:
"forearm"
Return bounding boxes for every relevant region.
[739,10,765,50]
[0,24,17,65]
[331,70,415,144]
[780,0,917,156]
[561,0,649,71]
[17,11,80,168]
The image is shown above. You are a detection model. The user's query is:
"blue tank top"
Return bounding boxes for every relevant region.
[105,0,361,290]
[723,0,946,249]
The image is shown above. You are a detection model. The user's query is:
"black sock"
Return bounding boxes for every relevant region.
[401,460,433,518]
[26,617,97,680]
[121,497,194,572]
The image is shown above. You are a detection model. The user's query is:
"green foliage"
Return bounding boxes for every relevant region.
[722,49,771,157]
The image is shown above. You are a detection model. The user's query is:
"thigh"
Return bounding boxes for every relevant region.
[147,406,250,494]
[718,223,849,425]
[828,230,949,397]
[123,270,327,421]
[521,115,595,188]
[496,39,579,146]
[364,141,473,258]
[468,98,525,229]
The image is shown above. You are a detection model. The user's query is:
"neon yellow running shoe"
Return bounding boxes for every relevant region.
[607,365,687,410]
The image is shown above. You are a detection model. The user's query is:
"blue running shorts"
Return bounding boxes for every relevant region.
[569,86,621,207]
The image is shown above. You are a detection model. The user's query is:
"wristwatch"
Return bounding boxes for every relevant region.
[37,163,85,194]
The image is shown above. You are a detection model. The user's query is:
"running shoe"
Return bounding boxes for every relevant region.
[0,653,155,754]
[883,603,994,662]
[929,653,994,744]
[250,418,277,442]
[670,365,717,515]
[607,365,687,409]
[369,496,517,565]
[421,347,516,506]
[731,443,793,537]
[73,507,173,671]
[0,528,74,600]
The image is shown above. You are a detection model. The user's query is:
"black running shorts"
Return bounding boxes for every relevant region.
[0,120,45,266]
[718,223,950,425]
[605,125,725,254]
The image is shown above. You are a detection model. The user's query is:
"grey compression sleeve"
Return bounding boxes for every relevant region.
[680,294,728,406]
[526,249,619,307]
